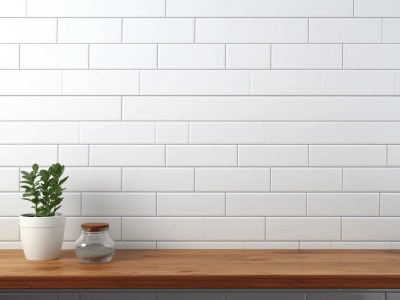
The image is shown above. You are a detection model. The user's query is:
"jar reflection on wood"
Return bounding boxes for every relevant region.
[74,223,115,263]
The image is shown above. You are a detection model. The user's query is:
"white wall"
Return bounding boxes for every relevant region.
[0,0,399,249]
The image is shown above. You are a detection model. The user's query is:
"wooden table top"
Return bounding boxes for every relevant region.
[1,249,400,289]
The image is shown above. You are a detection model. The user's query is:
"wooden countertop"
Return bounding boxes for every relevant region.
[1,249,400,289]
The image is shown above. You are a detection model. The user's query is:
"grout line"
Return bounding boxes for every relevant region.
[56,18,58,43]
[379,192,381,216]
[156,44,159,69]
[120,96,123,120]
[341,44,344,69]
[164,0,167,17]
[236,145,239,166]
[57,144,59,162]
[269,44,272,69]
[307,18,309,43]
[224,192,227,216]
[87,44,90,69]
[224,44,226,69]
[306,192,308,216]
[386,144,388,166]
[193,18,196,43]
[18,44,20,69]
[353,0,355,17]
[121,18,124,43]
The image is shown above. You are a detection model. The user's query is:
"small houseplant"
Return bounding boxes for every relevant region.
[19,163,68,260]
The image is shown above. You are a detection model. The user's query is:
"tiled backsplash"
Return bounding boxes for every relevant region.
[0,0,399,249]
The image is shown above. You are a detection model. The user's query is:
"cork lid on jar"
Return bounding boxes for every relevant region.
[81,222,109,232]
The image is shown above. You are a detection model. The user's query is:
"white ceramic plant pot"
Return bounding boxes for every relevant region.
[19,213,65,260]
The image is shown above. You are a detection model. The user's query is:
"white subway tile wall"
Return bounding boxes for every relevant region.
[0,0,399,249]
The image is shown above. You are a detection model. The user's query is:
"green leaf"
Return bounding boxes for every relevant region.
[32,164,39,174]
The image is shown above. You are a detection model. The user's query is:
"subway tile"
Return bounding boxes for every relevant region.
[343,168,400,192]
[190,122,265,144]
[63,70,139,96]
[226,44,270,70]
[0,168,19,191]
[58,18,121,43]
[0,71,61,95]
[0,146,57,166]
[28,0,94,17]
[140,70,249,95]
[226,193,306,216]
[65,217,121,240]
[123,168,194,192]
[28,0,165,17]
[342,217,400,241]
[65,167,121,192]
[0,97,120,121]
[266,122,335,144]
[0,0,25,16]
[59,145,89,167]
[81,293,155,300]
[80,122,155,144]
[95,0,165,17]
[344,45,400,69]
[123,18,194,43]
[383,19,400,43]
[300,242,332,249]
[123,96,400,122]
[122,217,265,241]
[321,70,394,95]
[0,218,19,240]
[239,145,308,166]
[272,44,342,69]
[21,44,88,69]
[307,193,379,216]
[251,70,321,95]
[157,242,244,249]
[0,193,82,217]
[158,292,224,300]
[226,292,305,300]
[158,44,225,69]
[309,18,381,43]
[266,217,341,241]
[336,122,400,144]
[309,145,386,166]
[195,168,270,192]
[388,294,400,300]
[196,18,308,43]
[332,242,391,250]
[157,193,225,216]
[0,45,18,69]
[90,145,165,166]
[271,168,342,192]
[90,44,157,69]
[0,122,79,144]
[167,0,352,17]
[251,71,394,95]
[166,145,237,166]
[307,293,384,300]
[156,122,188,144]
[243,242,299,249]
[380,193,400,216]
[355,0,400,17]
[82,193,156,216]
[0,18,56,43]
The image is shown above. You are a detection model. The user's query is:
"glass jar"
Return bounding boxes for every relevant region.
[74,222,115,263]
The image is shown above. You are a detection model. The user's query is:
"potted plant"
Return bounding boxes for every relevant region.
[19,163,68,260]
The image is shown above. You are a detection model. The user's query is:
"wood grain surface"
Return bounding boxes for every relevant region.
[1,250,400,289]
